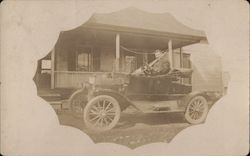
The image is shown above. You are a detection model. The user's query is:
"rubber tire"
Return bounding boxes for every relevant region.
[184,95,209,124]
[83,95,121,132]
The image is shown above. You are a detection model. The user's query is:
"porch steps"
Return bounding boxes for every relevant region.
[37,88,74,112]
[49,101,63,110]
[49,100,70,111]
[37,88,74,102]
[39,93,62,101]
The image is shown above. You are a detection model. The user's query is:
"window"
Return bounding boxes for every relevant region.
[124,55,137,73]
[76,52,90,71]
[41,60,51,74]
[172,49,191,84]
[182,53,191,69]
[76,47,92,71]
[182,53,191,84]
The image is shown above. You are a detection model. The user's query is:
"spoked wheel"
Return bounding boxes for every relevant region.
[83,95,121,132]
[185,96,209,124]
[69,90,87,117]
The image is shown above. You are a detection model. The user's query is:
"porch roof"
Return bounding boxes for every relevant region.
[80,7,206,41]
[58,7,207,51]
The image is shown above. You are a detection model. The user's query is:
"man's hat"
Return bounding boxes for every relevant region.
[155,49,164,58]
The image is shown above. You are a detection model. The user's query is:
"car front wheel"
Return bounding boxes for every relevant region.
[184,95,209,124]
[83,95,121,131]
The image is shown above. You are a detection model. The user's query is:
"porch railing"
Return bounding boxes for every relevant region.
[54,71,106,88]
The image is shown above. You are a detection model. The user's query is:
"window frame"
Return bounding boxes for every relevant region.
[75,45,93,72]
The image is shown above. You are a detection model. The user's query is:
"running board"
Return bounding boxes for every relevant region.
[142,109,184,114]
[130,100,185,113]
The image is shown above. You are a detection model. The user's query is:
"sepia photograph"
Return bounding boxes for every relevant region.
[34,7,227,149]
[0,0,249,155]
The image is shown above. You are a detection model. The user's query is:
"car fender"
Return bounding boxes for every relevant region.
[93,89,132,111]
[179,91,209,110]
[68,88,88,106]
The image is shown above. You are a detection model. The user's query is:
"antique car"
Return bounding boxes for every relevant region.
[69,55,221,131]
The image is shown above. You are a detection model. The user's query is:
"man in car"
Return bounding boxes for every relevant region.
[143,49,171,76]
[152,49,171,75]
[140,49,171,93]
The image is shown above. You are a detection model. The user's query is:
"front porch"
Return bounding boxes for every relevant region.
[34,8,205,91]
[53,29,193,89]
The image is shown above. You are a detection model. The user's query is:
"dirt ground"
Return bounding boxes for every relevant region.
[57,108,191,149]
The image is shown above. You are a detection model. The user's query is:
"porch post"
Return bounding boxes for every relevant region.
[51,47,55,89]
[180,48,183,68]
[115,33,120,72]
[180,48,183,84]
[168,40,173,69]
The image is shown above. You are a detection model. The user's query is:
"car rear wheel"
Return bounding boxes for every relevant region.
[83,95,121,131]
[185,95,208,124]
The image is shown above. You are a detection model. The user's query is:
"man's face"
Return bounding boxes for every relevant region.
[155,50,163,58]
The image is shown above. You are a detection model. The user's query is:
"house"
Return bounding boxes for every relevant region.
[34,7,223,99]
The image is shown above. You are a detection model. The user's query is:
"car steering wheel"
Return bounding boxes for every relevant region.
[142,64,153,76]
